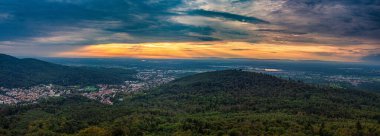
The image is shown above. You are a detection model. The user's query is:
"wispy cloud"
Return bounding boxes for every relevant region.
[0,13,11,20]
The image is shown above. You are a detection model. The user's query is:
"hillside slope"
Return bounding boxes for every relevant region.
[0,70,379,136]
[0,54,136,88]
[131,70,380,117]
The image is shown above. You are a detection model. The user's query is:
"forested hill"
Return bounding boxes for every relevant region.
[132,70,380,116]
[0,54,136,88]
[1,70,379,135]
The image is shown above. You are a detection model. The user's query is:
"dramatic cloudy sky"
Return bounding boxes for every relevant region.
[0,0,379,62]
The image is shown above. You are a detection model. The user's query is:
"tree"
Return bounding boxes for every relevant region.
[77,126,109,136]
[356,121,363,136]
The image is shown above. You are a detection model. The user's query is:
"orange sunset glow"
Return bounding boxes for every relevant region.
[57,42,373,62]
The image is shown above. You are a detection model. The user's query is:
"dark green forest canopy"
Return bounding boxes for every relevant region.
[1,70,380,136]
[0,54,136,88]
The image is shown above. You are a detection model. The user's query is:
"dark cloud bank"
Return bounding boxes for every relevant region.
[362,54,380,63]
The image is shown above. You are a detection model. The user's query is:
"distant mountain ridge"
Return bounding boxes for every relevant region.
[0,54,136,88]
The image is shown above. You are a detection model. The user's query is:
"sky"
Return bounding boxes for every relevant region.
[0,0,379,62]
